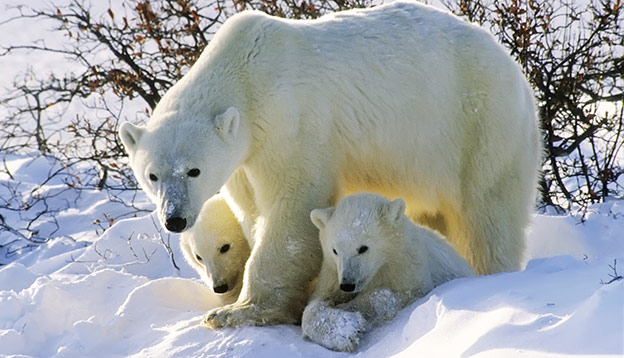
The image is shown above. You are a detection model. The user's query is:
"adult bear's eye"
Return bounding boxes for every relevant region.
[187,168,201,177]
[358,246,369,254]
[149,173,158,182]
[332,249,338,255]
[220,244,231,254]
[195,254,203,262]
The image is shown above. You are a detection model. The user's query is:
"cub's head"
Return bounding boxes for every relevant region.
[180,197,250,300]
[119,107,249,232]
[310,193,406,294]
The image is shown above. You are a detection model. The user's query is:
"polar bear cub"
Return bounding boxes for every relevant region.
[302,193,475,352]
[180,194,251,305]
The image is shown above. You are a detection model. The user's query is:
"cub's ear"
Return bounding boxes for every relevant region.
[215,107,240,140]
[119,122,145,156]
[310,207,335,231]
[384,198,405,223]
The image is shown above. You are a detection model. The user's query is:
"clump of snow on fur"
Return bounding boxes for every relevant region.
[172,164,186,177]
[165,200,176,217]
[334,211,371,247]
[302,299,367,352]
[162,182,189,217]
[365,289,402,326]
[351,210,368,228]
[285,236,300,256]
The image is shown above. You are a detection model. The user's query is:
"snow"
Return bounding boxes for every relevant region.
[0,153,623,358]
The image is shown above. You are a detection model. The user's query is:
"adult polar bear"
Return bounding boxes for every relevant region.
[119,1,540,327]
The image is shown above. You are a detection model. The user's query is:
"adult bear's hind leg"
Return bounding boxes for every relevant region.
[446,181,530,275]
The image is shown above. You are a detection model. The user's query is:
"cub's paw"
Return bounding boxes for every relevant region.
[302,304,366,352]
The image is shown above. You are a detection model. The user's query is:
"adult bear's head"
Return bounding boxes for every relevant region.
[119,106,250,233]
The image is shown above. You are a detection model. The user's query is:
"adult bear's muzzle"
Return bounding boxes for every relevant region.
[165,216,187,232]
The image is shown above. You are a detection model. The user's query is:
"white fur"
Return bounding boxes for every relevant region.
[119,1,540,327]
[302,193,475,352]
[180,194,250,305]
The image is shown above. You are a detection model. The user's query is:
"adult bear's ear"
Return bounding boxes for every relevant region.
[384,198,405,223]
[215,107,240,141]
[119,122,145,156]
[310,207,335,231]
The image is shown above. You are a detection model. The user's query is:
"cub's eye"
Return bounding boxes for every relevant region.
[332,249,338,255]
[187,168,201,177]
[149,173,158,182]
[358,246,368,254]
[220,244,231,254]
[195,254,203,262]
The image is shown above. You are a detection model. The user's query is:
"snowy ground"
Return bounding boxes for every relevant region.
[0,153,623,358]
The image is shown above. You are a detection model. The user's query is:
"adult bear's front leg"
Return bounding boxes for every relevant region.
[204,174,332,328]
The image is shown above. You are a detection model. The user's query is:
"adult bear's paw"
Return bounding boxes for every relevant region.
[203,302,298,328]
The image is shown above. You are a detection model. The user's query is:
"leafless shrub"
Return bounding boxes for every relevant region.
[600,259,623,284]
[442,0,624,213]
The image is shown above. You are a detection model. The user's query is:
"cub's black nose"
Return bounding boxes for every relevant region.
[340,283,356,292]
[213,284,229,294]
[165,217,187,232]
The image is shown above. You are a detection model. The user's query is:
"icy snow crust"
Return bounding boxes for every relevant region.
[0,154,623,357]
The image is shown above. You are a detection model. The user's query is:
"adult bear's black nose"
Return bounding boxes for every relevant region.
[213,284,229,294]
[340,283,356,292]
[165,217,187,232]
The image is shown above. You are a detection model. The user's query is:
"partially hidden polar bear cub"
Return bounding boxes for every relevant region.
[180,194,251,305]
[302,193,475,352]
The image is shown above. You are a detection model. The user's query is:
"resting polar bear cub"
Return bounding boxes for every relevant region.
[119,0,540,327]
[180,194,250,305]
[302,193,475,352]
